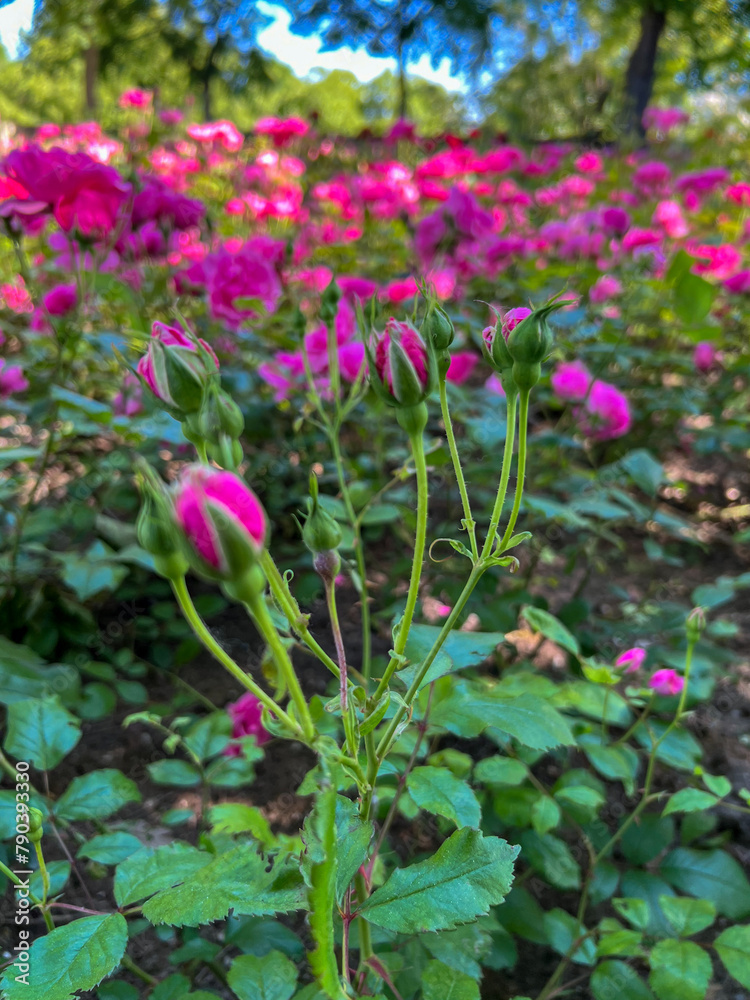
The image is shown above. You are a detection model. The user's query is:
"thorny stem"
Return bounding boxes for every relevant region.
[246,591,317,743]
[480,391,518,560]
[438,376,478,560]
[375,430,429,698]
[170,575,300,738]
[498,388,530,551]
[325,575,349,713]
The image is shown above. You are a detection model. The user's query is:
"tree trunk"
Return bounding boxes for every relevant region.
[84,46,99,113]
[624,4,667,136]
[397,39,407,120]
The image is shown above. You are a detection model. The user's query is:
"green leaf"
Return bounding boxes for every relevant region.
[620,872,676,937]
[431,683,574,750]
[227,951,298,1000]
[621,815,674,866]
[183,713,231,761]
[531,796,561,835]
[225,917,304,960]
[0,913,127,1000]
[334,796,372,904]
[0,637,80,705]
[620,449,664,496]
[208,803,274,845]
[397,625,504,690]
[55,770,140,822]
[663,788,720,816]
[147,759,202,787]
[114,843,211,906]
[701,773,731,797]
[142,845,304,926]
[591,961,655,1000]
[407,766,481,829]
[660,848,750,919]
[648,939,712,1000]
[77,833,144,866]
[636,723,701,772]
[580,740,640,795]
[659,897,716,937]
[521,606,579,655]
[474,757,527,787]
[360,827,518,933]
[30,860,70,899]
[673,270,716,324]
[715,925,750,988]
[542,908,596,965]
[517,831,580,890]
[612,898,651,931]
[5,696,80,770]
[59,550,128,601]
[50,385,111,418]
[421,960,479,1000]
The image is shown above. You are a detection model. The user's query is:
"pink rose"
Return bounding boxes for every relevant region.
[374,319,430,404]
[203,242,283,331]
[615,647,647,673]
[43,283,77,316]
[582,381,632,441]
[649,668,684,696]
[551,361,592,401]
[693,341,718,373]
[446,351,479,385]
[0,360,28,396]
[224,692,270,756]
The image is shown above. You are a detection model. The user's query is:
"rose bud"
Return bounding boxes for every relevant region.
[197,381,245,446]
[173,464,267,600]
[420,299,455,353]
[320,277,341,325]
[686,607,706,644]
[482,307,531,396]
[137,321,219,416]
[370,317,434,408]
[506,297,566,391]
[301,471,342,585]
[614,647,646,673]
[135,461,190,580]
[648,668,684,697]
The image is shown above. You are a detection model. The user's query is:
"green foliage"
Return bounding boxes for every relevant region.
[227,951,299,1000]
[4,696,81,770]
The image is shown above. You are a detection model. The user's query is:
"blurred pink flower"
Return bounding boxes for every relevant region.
[551,361,592,401]
[119,89,152,109]
[582,381,632,441]
[446,351,479,385]
[590,275,622,303]
[224,692,270,756]
[615,647,646,673]
[0,360,28,396]
[43,283,77,316]
[693,341,719,373]
[649,668,684,696]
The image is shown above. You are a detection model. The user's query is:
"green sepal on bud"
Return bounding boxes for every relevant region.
[198,381,245,446]
[506,294,567,391]
[135,460,189,579]
[480,314,517,397]
[27,806,44,844]
[320,278,341,325]
[686,606,706,644]
[145,338,213,416]
[301,471,343,555]
[420,299,455,353]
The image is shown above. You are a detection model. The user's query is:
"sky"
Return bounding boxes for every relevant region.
[0,0,464,91]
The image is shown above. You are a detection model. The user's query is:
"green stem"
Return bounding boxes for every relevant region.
[120,954,157,986]
[34,840,50,903]
[438,376,478,560]
[196,440,208,464]
[331,430,372,684]
[497,388,529,551]
[0,860,53,931]
[480,391,518,560]
[246,592,316,743]
[170,576,299,737]
[375,565,483,759]
[325,577,348,712]
[374,430,429,698]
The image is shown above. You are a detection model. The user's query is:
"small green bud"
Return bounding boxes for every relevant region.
[28,806,44,843]
[320,278,341,325]
[302,472,343,554]
[135,461,189,578]
[686,607,706,644]
[313,548,341,586]
[421,302,455,352]
[198,382,244,445]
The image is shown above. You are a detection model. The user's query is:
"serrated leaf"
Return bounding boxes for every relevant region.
[143,844,304,926]
[0,913,127,1000]
[660,848,750,919]
[77,833,144,866]
[715,925,750,988]
[521,606,579,655]
[227,951,298,1000]
[55,770,140,822]
[147,759,202,787]
[421,959,479,1000]
[407,767,481,829]
[208,803,273,844]
[659,896,716,937]
[474,757,527,787]
[591,961,655,1000]
[360,827,518,932]
[114,843,211,906]
[334,795,372,903]
[649,939,712,1000]
[5,696,81,770]
[663,788,719,816]
[517,831,580,890]
[613,898,651,931]
[531,795,561,834]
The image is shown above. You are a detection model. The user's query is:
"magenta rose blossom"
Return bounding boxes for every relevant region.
[4,146,131,238]
[615,647,647,673]
[582,381,632,441]
[551,361,592,401]
[174,465,267,576]
[446,351,479,385]
[0,360,28,397]
[649,669,685,696]
[224,692,270,756]
[693,341,718,373]
[203,243,283,331]
[43,283,77,316]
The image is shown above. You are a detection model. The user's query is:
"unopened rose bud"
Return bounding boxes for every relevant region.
[320,278,341,325]
[302,472,343,555]
[421,301,455,352]
[137,321,219,416]
[27,807,44,844]
[135,462,190,580]
[173,465,267,595]
[506,298,565,391]
[198,382,245,445]
[370,318,435,409]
